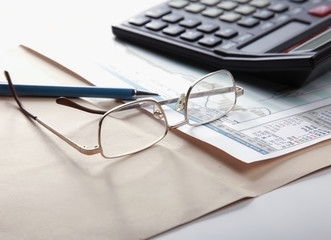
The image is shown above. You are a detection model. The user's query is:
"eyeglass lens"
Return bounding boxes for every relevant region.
[186,70,236,126]
[98,100,167,158]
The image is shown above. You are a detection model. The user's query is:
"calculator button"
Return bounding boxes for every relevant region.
[234,0,250,3]
[145,21,168,31]
[235,33,254,43]
[197,23,219,33]
[201,0,221,6]
[145,8,171,18]
[290,7,304,15]
[253,9,274,19]
[163,25,185,36]
[217,1,238,10]
[290,0,308,3]
[309,4,331,17]
[249,0,271,8]
[168,0,189,9]
[274,14,290,23]
[128,16,150,26]
[237,17,260,27]
[179,18,201,28]
[185,3,206,13]
[268,3,289,13]
[202,7,224,17]
[198,36,222,47]
[180,30,204,41]
[220,12,241,22]
[215,41,238,51]
[235,5,256,15]
[260,21,275,30]
[162,14,184,23]
[215,28,238,38]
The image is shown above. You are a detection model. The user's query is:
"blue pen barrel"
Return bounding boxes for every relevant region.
[0,84,137,99]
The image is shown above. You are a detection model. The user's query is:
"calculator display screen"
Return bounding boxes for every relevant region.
[240,21,308,53]
[291,28,331,52]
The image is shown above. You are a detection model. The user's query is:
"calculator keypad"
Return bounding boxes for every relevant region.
[125,0,330,54]
[113,0,331,85]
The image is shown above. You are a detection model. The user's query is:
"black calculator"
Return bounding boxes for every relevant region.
[112,0,331,86]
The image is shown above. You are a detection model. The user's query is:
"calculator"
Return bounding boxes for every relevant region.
[112,0,331,86]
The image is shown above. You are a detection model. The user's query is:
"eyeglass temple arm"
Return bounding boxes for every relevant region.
[157,86,244,105]
[56,85,244,114]
[32,116,101,156]
[56,97,107,114]
[4,71,37,119]
[56,97,155,114]
[4,71,101,156]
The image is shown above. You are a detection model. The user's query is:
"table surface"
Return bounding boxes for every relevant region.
[155,167,331,240]
[1,1,331,239]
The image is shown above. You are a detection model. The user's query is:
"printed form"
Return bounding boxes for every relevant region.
[22,42,331,163]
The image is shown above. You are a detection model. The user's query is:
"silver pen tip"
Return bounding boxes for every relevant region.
[135,90,159,97]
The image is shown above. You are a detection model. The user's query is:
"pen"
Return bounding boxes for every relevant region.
[0,83,159,100]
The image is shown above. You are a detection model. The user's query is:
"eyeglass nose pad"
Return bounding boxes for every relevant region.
[152,105,164,120]
[175,93,186,111]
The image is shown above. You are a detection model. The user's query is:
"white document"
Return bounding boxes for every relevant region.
[21,41,331,163]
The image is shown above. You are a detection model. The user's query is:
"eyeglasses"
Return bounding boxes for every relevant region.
[4,70,243,158]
